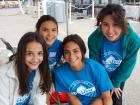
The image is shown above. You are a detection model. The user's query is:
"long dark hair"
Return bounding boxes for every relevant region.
[62,34,86,61]
[15,32,51,96]
[97,4,128,34]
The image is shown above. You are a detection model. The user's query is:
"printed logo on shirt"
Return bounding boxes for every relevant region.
[69,80,96,97]
[16,93,30,105]
[49,52,57,57]
[102,51,122,72]
[48,57,57,71]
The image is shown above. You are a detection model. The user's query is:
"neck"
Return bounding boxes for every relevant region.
[71,61,84,71]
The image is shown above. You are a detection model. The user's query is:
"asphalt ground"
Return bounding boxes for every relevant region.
[0,8,140,105]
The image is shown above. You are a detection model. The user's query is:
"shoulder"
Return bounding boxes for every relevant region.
[54,62,69,74]
[49,39,62,50]
[88,27,103,40]
[0,61,16,78]
[88,28,104,47]
[55,39,62,46]
[0,62,13,75]
[85,58,105,70]
[127,23,140,46]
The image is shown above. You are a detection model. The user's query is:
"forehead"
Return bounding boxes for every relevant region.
[26,41,43,51]
[64,41,80,50]
[102,15,114,23]
[41,21,57,28]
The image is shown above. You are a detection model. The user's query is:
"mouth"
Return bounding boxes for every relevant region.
[107,34,114,37]
[29,62,39,66]
[69,57,79,64]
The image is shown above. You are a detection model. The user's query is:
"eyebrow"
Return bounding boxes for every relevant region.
[64,48,80,51]
[25,50,43,52]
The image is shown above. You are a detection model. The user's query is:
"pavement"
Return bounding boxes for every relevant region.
[0,8,140,105]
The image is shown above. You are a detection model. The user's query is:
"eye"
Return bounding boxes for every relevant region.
[64,51,70,55]
[52,29,57,32]
[113,23,120,28]
[26,52,33,56]
[38,52,44,56]
[73,50,79,53]
[43,29,48,32]
[102,22,108,26]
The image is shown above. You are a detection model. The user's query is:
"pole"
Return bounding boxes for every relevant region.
[69,2,72,23]
[18,0,25,15]
[92,0,94,19]
[37,0,41,19]
[42,0,47,15]
[65,0,69,36]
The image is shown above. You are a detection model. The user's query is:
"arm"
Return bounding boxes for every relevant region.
[90,91,112,105]
[67,93,82,105]
[102,91,112,105]
[112,34,140,88]
[0,64,11,105]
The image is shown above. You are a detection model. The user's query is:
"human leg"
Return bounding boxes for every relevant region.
[112,82,125,105]
[91,98,103,105]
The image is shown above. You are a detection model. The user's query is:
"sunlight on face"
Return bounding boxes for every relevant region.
[25,41,43,71]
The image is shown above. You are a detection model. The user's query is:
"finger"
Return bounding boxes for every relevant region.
[111,90,114,95]
[117,91,121,97]
[119,89,123,93]
[115,89,123,99]
[115,91,119,99]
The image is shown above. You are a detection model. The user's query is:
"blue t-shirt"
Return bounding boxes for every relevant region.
[16,70,36,105]
[101,37,122,76]
[48,39,62,71]
[54,58,113,105]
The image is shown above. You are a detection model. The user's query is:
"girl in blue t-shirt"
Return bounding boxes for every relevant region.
[35,15,65,104]
[36,15,62,71]
[54,34,113,105]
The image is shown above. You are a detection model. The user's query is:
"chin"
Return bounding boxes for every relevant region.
[30,66,38,70]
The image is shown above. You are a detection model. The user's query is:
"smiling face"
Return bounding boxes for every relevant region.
[25,41,43,71]
[63,41,84,71]
[38,21,58,47]
[101,15,122,42]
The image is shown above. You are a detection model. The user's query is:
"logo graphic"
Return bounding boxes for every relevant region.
[102,51,122,72]
[69,80,96,97]
[48,52,57,71]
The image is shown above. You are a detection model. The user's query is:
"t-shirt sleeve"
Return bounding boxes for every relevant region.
[53,70,68,92]
[97,64,113,92]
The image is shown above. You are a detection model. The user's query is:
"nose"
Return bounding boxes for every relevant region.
[32,54,38,62]
[47,30,53,37]
[108,26,114,34]
[69,51,75,59]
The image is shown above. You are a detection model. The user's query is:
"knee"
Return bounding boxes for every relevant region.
[91,98,103,105]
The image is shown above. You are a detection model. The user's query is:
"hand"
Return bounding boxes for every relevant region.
[111,88,122,99]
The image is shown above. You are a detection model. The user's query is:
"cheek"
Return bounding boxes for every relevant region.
[101,26,107,33]
[39,31,47,37]
[114,29,122,36]
[25,56,32,62]
[40,56,43,62]
[63,55,69,61]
